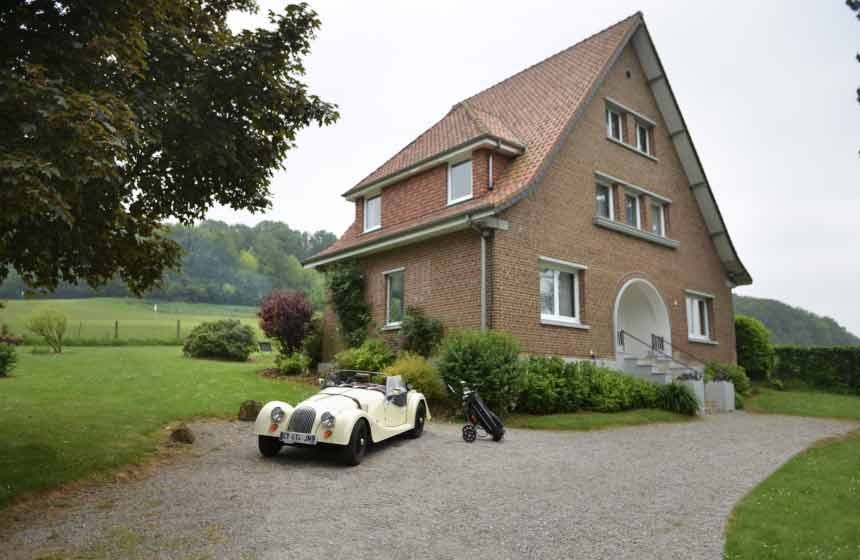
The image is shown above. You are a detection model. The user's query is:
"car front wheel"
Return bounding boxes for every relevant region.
[258,435,282,458]
[409,402,426,438]
[341,420,369,466]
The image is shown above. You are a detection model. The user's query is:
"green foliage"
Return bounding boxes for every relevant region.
[383,353,446,401]
[704,362,751,395]
[733,295,860,347]
[655,383,700,416]
[334,339,396,371]
[735,315,775,380]
[0,343,17,376]
[519,357,659,415]
[734,392,745,410]
[773,346,860,394]
[437,331,523,414]
[400,307,444,357]
[276,352,311,376]
[182,319,257,362]
[26,309,67,353]
[0,3,338,294]
[302,313,324,370]
[325,262,371,347]
[746,387,860,420]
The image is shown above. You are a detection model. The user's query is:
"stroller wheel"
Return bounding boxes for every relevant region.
[462,424,477,443]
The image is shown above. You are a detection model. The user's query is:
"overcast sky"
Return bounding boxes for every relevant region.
[219,1,860,335]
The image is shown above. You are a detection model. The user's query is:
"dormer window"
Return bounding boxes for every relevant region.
[364,195,381,232]
[636,122,652,155]
[448,159,473,205]
[606,109,622,141]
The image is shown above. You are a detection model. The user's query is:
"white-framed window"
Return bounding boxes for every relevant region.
[385,268,405,327]
[686,293,712,341]
[539,258,584,325]
[596,183,613,219]
[636,122,651,155]
[363,195,381,232]
[447,159,473,205]
[606,108,622,141]
[650,202,665,236]
[624,192,640,228]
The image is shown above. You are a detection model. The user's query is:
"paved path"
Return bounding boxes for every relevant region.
[3,413,856,559]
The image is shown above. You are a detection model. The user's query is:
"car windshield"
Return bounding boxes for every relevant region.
[321,370,387,392]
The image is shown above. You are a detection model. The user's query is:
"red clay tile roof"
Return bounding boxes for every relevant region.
[310,12,643,263]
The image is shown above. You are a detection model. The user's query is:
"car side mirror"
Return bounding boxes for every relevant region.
[405,383,413,392]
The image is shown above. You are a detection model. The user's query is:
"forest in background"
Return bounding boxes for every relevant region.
[0,221,336,307]
[734,295,860,347]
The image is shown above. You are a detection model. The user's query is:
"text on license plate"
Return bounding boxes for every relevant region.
[280,431,317,445]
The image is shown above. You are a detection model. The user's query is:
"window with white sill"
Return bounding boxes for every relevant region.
[650,202,665,237]
[636,122,653,155]
[540,265,581,325]
[606,109,622,141]
[686,294,712,341]
[596,183,613,219]
[448,159,473,204]
[385,269,405,327]
[624,192,640,228]
[364,195,381,232]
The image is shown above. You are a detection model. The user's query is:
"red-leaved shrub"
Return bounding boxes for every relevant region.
[259,291,313,354]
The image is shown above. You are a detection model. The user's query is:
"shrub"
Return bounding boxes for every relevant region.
[656,383,699,416]
[735,315,775,380]
[773,346,860,394]
[734,392,745,410]
[400,307,444,357]
[770,378,784,391]
[519,356,567,414]
[302,312,323,370]
[437,330,523,414]
[334,338,396,371]
[0,343,17,377]
[26,309,67,353]
[259,291,313,354]
[325,262,371,348]
[0,324,23,346]
[182,319,257,361]
[704,362,751,395]
[384,353,446,401]
[277,352,311,376]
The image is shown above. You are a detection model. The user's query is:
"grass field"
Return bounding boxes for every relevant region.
[0,298,260,343]
[0,346,314,509]
[724,389,860,559]
[506,409,691,431]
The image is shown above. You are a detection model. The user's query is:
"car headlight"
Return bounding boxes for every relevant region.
[271,407,286,423]
[321,411,336,428]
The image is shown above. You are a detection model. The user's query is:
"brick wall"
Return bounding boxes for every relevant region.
[491,44,737,364]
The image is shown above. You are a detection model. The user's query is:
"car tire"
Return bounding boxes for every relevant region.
[341,419,369,466]
[258,435,282,458]
[409,402,426,438]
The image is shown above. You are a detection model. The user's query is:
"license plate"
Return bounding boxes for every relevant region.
[280,431,317,445]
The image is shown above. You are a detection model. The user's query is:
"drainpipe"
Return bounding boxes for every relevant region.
[480,233,487,331]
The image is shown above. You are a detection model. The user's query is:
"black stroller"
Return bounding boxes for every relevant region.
[449,382,505,442]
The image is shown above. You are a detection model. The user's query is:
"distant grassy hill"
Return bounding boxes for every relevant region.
[734,295,860,347]
[0,298,260,343]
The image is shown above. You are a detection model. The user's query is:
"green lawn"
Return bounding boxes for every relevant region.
[725,388,860,559]
[1,297,260,342]
[506,409,691,431]
[746,387,860,421]
[0,346,314,508]
[724,432,860,560]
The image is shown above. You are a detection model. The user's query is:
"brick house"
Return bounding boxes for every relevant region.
[305,12,751,374]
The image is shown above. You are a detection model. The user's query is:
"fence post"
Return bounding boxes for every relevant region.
[114,320,118,340]
[176,320,180,340]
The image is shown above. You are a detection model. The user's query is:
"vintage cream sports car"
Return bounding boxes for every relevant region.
[254,371,429,465]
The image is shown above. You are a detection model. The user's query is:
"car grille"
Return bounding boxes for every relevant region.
[287,407,316,434]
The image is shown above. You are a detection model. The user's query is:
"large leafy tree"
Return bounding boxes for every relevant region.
[0,1,338,294]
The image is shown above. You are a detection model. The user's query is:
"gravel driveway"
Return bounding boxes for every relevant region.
[3,412,856,560]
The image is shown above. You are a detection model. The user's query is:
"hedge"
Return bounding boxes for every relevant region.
[774,346,860,394]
